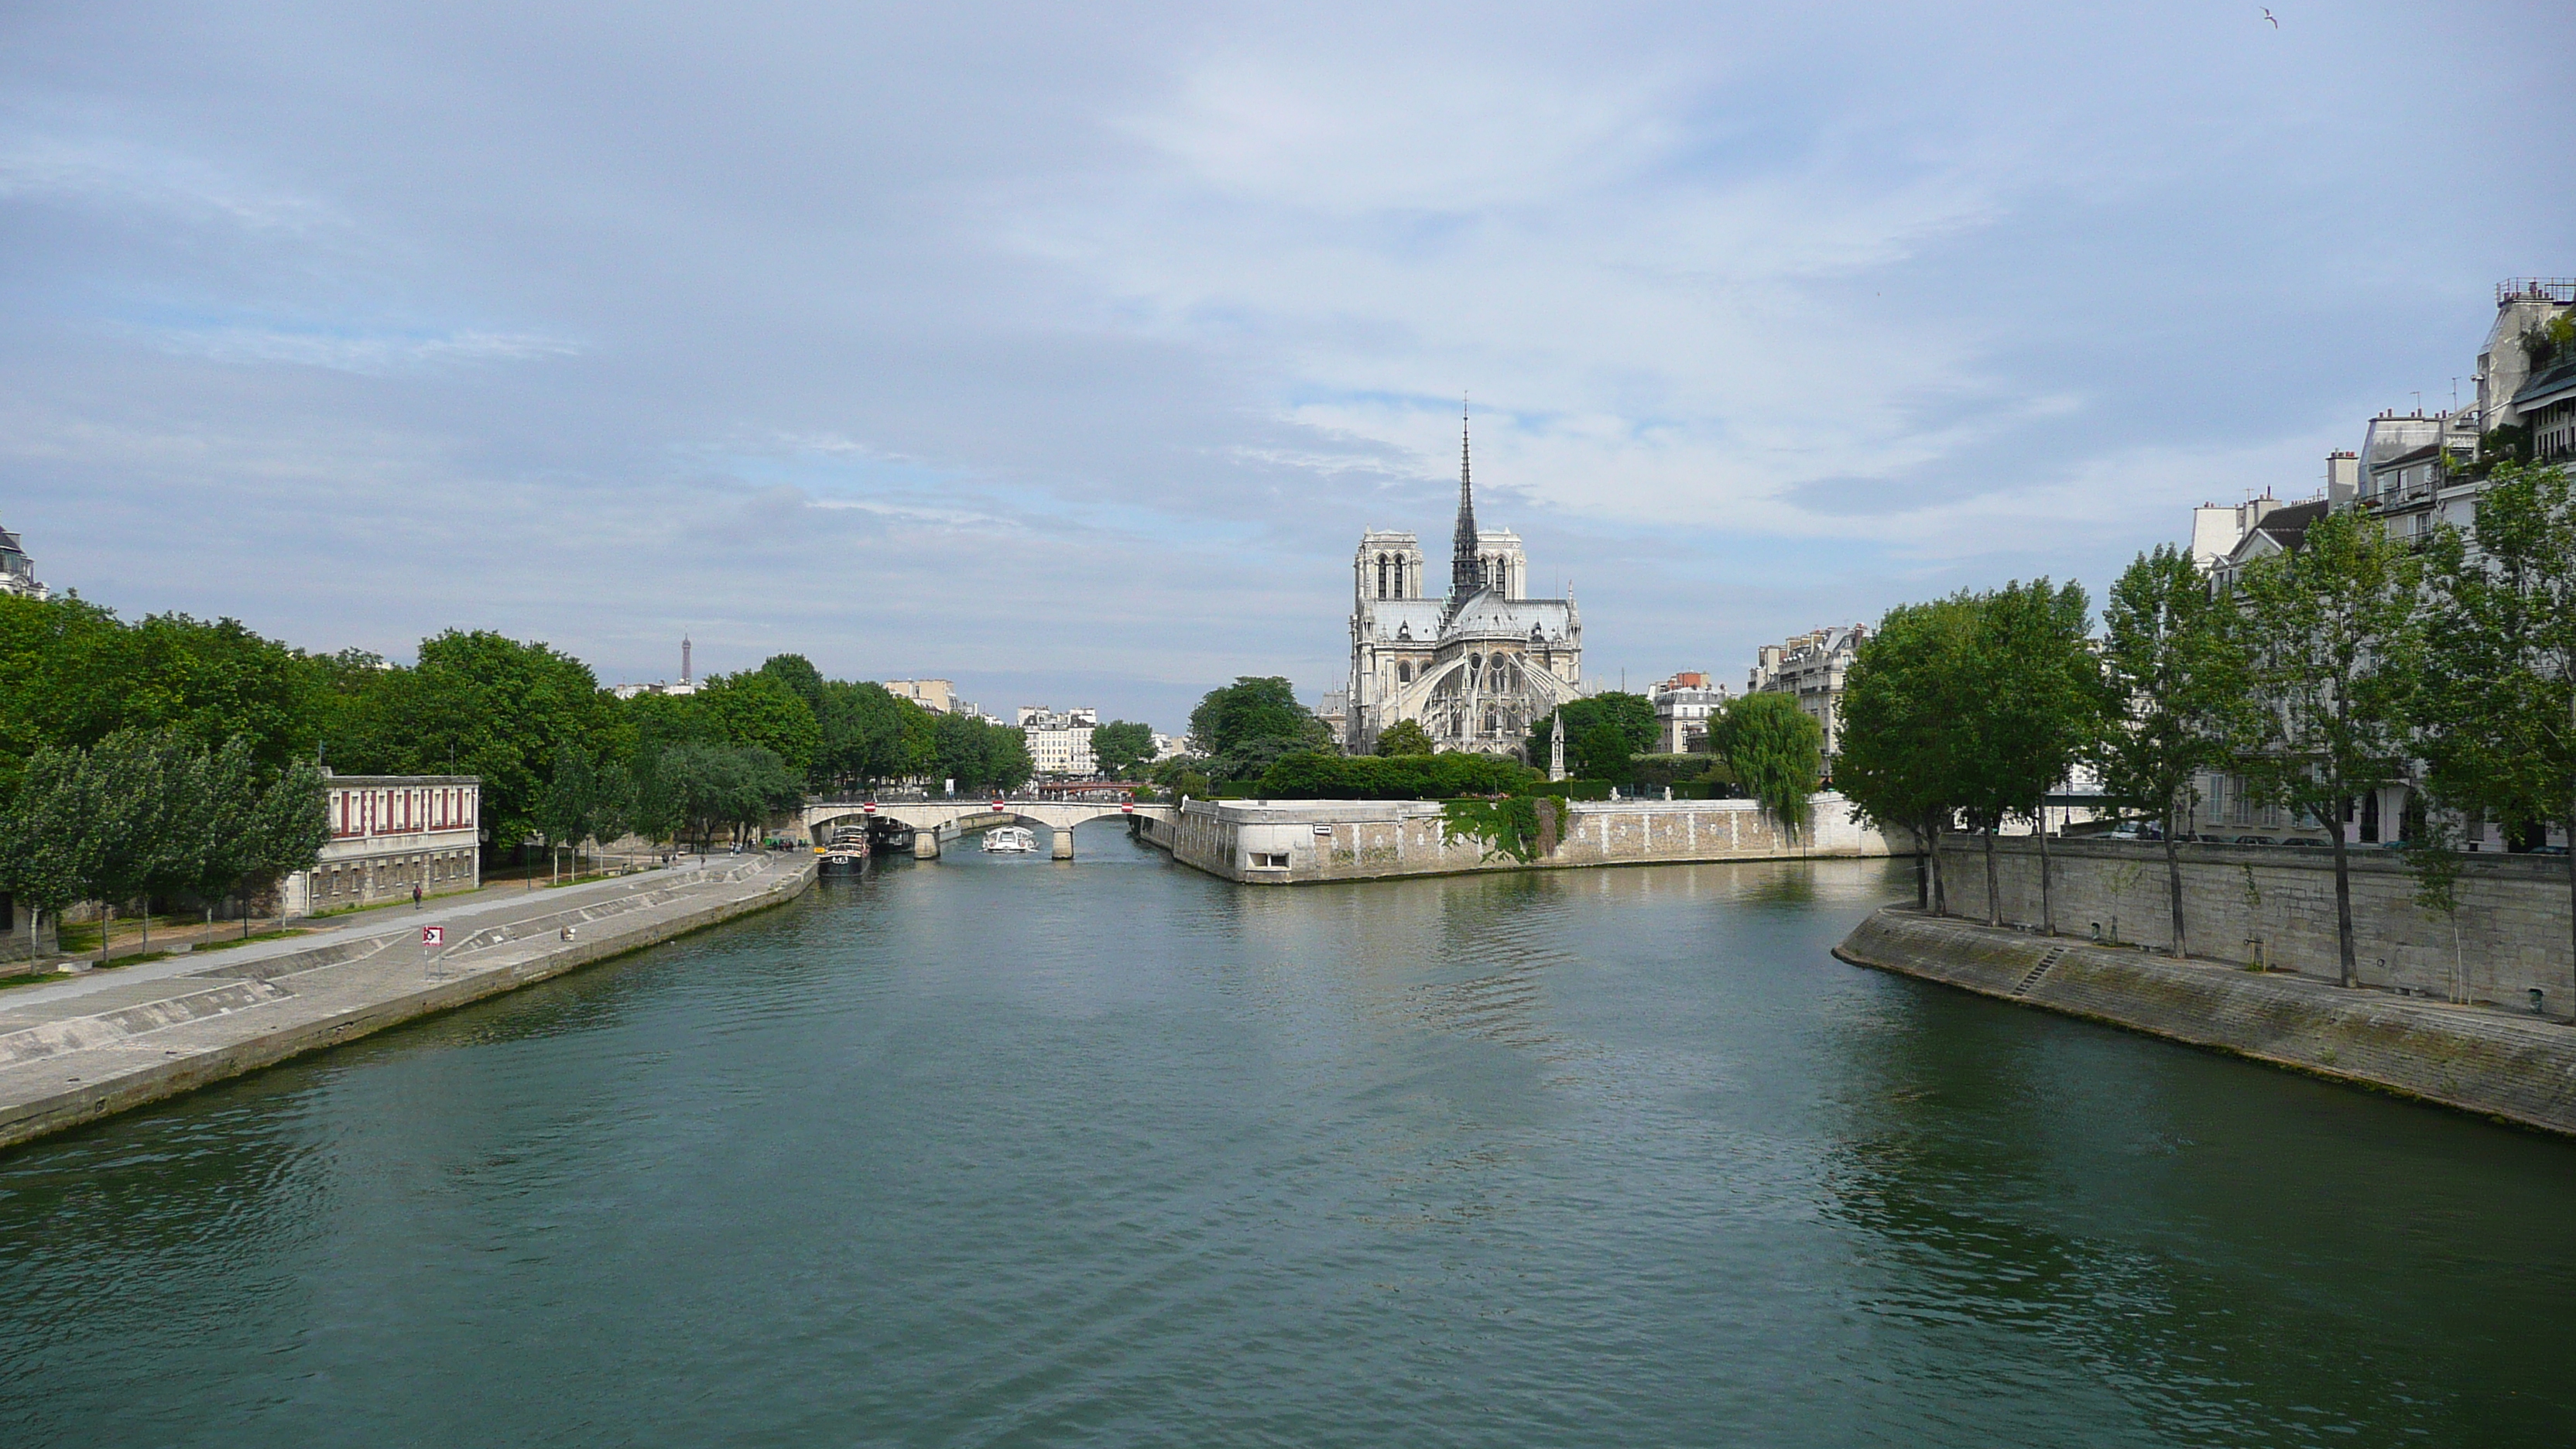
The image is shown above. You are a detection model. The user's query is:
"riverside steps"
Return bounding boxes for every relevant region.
[0,852,816,1153]
[1836,907,2576,1137]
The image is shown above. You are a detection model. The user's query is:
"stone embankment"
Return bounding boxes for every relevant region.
[1837,907,2576,1137]
[0,853,815,1153]
[1937,834,2576,1016]
[1151,793,1910,884]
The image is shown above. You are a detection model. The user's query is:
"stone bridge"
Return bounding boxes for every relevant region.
[801,798,1178,860]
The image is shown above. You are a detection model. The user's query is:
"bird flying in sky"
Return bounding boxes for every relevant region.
[2263,7,2278,25]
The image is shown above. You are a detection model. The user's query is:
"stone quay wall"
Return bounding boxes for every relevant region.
[1163,793,1910,885]
[1934,836,2576,1016]
[0,856,816,1155]
[1836,908,2576,1138]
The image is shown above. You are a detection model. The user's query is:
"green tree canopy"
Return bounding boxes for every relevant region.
[1526,693,1655,762]
[1190,677,1322,757]
[2096,545,2252,956]
[1091,720,1156,777]
[1711,692,1824,839]
[698,670,822,775]
[1836,596,1982,912]
[2238,508,2425,986]
[2416,461,2576,981]
[1374,719,1436,756]
[0,596,324,795]
[324,629,629,855]
[1574,723,1634,785]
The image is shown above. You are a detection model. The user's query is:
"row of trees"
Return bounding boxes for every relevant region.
[1838,461,2576,990]
[0,594,1051,916]
[0,731,330,943]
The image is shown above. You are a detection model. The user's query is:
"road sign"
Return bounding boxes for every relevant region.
[1122,802,1134,814]
[421,926,444,947]
[862,802,876,815]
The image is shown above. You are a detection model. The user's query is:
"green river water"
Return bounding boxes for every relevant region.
[4,832,2574,1446]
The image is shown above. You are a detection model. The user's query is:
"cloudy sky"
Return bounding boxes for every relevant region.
[5,1,2570,729]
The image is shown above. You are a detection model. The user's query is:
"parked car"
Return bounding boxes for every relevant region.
[2234,835,2278,846]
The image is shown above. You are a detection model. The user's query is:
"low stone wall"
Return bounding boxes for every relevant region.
[1163,793,1909,884]
[1836,908,2576,1138]
[1934,835,2576,1016]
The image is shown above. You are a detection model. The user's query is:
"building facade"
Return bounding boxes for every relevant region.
[1649,671,1729,754]
[1345,413,1584,755]
[885,680,957,714]
[1745,627,1867,760]
[280,775,483,917]
[1016,707,1101,776]
[0,519,47,601]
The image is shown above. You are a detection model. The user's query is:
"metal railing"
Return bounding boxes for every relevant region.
[2498,278,2576,305]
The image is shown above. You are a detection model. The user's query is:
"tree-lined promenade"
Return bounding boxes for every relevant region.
[1836,460,2576,992]
[0,593,1097,945]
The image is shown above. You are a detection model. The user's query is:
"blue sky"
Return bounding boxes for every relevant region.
[3,0,2570,731]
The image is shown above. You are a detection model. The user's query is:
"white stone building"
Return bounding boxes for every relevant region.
[1649,672,1729,754]
[1345,413,1584,755]
[1746,627,1868,760]
[0,519,47,601]
[282,775,483,916]
[1016,707,1101,776]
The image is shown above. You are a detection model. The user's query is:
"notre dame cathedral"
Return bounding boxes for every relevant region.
[1345,412,1583,755]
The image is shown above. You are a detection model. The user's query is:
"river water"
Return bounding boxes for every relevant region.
[5,832,2575,1446]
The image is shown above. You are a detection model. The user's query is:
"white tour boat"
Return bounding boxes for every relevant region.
[981,825,1037,854]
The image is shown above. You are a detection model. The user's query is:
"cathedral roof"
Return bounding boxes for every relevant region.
[1444,589,1576,640]
[1362,598,1447,642]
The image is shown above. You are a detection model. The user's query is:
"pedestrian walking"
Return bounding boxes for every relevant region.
[412,885,423,909]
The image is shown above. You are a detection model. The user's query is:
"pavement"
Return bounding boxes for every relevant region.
[0,850,816,1153]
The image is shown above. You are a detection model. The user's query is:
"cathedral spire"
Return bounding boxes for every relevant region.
[1449,396,1480,611]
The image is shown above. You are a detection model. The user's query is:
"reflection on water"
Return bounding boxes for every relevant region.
[4,840,2575,1447]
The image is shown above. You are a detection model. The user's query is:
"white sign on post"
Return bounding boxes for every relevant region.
[420,926,444,947]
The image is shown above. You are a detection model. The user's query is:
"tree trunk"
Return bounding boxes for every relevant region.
[2036,798,2054,937]
[2564,808,2575,1016]
[1928,820,1947,916]
[1982,826,1999,927]
[2331,798,2358,987]
[2163,805,2187,960]
[1913,830,1929,910]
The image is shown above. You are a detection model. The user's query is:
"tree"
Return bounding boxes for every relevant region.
[2237,509,2425,987]
[2415,461,2576,995]
[1373,719,1436,757]
[0,596,325,794]
[1956,579,2098,930]
[757,653,829,712]
[1837,597,1981,913]
[1711,692,1824,841]
[1575,723,1634,785]
[245,759,330,930]
[80,730,209,951]
[535,742,600,882]
[1190,678,1323,757]
[931,714,1033,793]
[2096,545,2252,957]
[1091,720,1157,777]
[698,670,822,775]
[0,742,101,937]
[325,630,628,861]
[1526,693,1655,762]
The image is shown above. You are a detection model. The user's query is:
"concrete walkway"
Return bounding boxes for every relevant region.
[0,851,816,1153]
